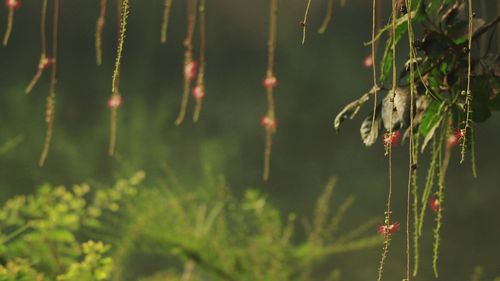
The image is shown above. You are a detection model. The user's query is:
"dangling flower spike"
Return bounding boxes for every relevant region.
[3,0,21,46]
[192,0,206,125]
[38,0,60,166]
[108,0,130,156]
[261,0,279,182]
[174,0,197,125]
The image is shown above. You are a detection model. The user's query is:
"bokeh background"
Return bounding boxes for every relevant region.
[0,0,499,280]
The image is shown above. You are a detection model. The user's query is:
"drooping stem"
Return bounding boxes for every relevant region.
[369,0,379,153]
[2,7,15,46]
[174,0,197,126]
[432,119,451,278]
[301,0,312,45]
[26,0,49,94]
[108,0,130,156]
[39,0,60,167]
[317,0,334,34]
[193,0,206,122]
[95,0,107,65]
[160,0,174,43]
[262,0,278,182]
[461,0,474,163]
[405,0,417,278]
[377,0,397,279]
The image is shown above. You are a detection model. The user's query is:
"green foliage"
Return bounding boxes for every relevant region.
[106,173,381,281]
[0,172,144,280]
[0,170,380,281]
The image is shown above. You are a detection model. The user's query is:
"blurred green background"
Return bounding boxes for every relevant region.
[0,0,499,280]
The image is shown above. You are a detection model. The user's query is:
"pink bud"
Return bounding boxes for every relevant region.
[5,0,20,9]
[383,130,401,146]
[377,222,400,236]
[192,85,205,101]
[447,129,464,148]
[260,116,277,130]
[39,58,54,69]
[107,95,122,109]
[363,55,373,68]
[262,76,278,89]
[429,196,440,213]
[184,61,197,81]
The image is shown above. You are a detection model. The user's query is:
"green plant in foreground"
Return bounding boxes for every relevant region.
[0,169,381,281]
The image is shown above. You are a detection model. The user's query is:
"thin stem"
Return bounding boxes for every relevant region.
[3,7,15,46]
[26,0,49,94]
[301,0,312,45]
[317,0,334,34]
[263,0,278,182]
[461,0,474,163]
[96,0,107,65]
[193,0,206,123]
[109,0,130,156]
[175,0,197,125]
[39,0,60,167]
[405,0,416,278]
[161,0,174,43]
[377,0,397,280]
[369,0,379,154]
[432,119,451,278]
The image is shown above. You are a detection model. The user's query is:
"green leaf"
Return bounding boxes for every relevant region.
[419,100,442,137]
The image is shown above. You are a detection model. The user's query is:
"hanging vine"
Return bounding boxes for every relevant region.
[108,0,129,156]
[25,0,52,94]
[193,0,206,122]
[333,0,500,278]
[39,0,60,167]
[174,0,197,126]
[261,0,279,182]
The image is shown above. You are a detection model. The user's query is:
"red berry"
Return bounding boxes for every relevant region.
[5,0,20,9]
[262,76,278,89]
[447,129,464,148]
[429,196,440,213]
[39,57,54,69]
[260,116,276,130]
[107,95,122,109]
[363,55,373,68]
[383,130,401,146]
[192,85,205,101]
[184,60,197,81]
[377,222,400,236]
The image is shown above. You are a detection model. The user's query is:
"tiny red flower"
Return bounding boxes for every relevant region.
[184,60,197,81]
[107,95,122,109]
[260,116,277,130]
[377,222,400,236]
[429,196,440,213]
[192,85,205,101]
[262,76,278,89]
[447,129,464,148]
[5,0,20,9]
[383,130,401,146]
[39,57,54,69]
[363,55,373,68]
